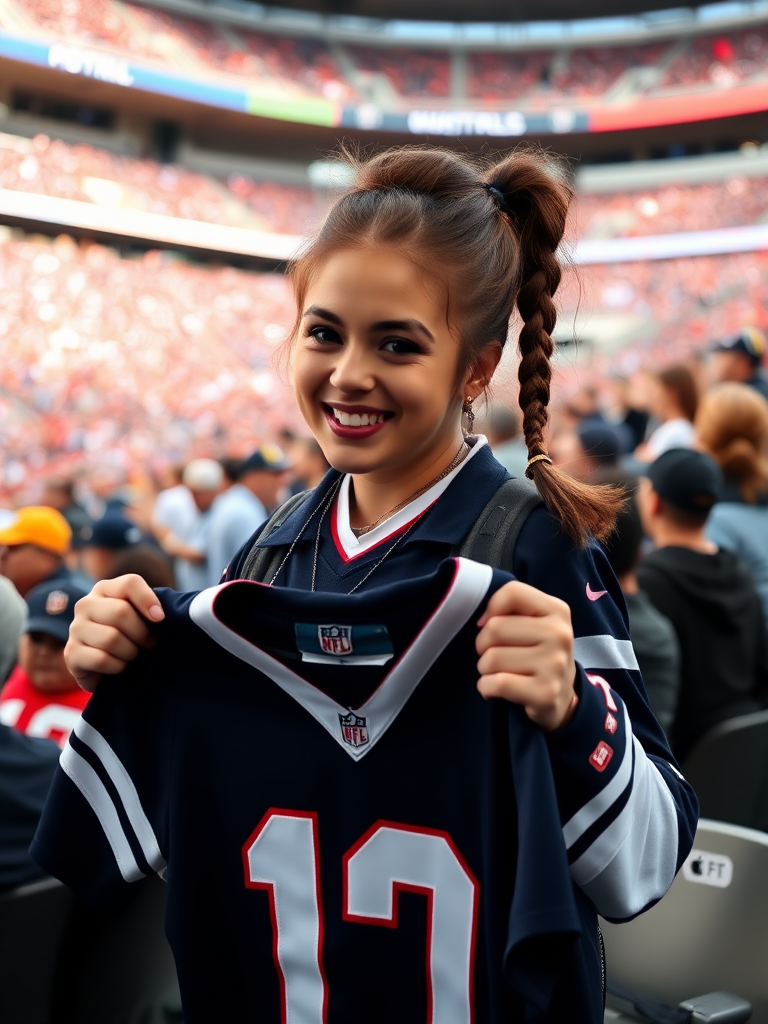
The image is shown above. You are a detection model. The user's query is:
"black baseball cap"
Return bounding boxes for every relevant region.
[646,448,724,514]
[78,514,143,551]
[25,579,89,643]
[712,327,766,366]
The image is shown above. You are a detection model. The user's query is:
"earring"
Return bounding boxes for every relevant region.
[462,395,475,436]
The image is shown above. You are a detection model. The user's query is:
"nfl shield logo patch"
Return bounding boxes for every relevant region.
[339,712,369,749]
[319,625,353,657]
[45,590,69,615]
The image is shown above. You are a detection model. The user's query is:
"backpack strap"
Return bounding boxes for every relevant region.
[455,477,543,573]
[239,490,310,583]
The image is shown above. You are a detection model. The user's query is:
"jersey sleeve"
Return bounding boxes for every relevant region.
[29,656,172,904]
[514,507,699,922]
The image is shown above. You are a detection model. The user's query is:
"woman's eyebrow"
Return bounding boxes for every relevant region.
[371,319,435,342]
[303,305,343,324]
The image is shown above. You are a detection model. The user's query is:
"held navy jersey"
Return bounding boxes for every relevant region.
[225,440,698,925]
[32,557,697,1024]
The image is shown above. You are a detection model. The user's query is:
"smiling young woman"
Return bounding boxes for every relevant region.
[51,146,697,1024]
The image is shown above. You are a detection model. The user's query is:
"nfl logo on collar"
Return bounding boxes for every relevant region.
[339,712,369,749]
[319,625,353,657]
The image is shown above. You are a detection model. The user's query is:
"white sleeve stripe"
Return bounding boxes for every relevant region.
[73,718,166,873]
[573,747,679,918]
[60,743,145,883]
[562,702,633,849]
[573,635,639,672]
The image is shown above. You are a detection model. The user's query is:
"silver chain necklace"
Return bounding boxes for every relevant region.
[268,443,467,594]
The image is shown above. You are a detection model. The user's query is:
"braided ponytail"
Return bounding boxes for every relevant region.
[487,154,624,544]
[291,145,623,546]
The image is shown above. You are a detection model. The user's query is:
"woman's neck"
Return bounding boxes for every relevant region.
[347,433,467,530]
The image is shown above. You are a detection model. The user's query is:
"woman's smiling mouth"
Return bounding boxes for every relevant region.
[323,404,393,438]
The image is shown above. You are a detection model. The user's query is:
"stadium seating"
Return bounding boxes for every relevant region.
[682,711,768,833]
[0,874,179,1024]
[11,0,768,107]
[601,820,767,1022]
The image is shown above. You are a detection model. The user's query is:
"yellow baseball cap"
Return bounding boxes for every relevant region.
[0,506,72,555]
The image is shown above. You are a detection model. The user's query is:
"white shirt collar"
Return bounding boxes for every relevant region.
[333,435,488,560]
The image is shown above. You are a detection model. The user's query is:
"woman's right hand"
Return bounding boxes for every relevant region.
[65,575,165,692]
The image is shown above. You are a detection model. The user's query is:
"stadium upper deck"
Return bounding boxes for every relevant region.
[1,0,768,135]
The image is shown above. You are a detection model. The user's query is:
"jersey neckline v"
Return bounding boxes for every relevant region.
[190,557,494,761]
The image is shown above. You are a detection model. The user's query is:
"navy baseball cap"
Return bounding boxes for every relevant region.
[78,514,143,551]
[25,580,89,643]
[712,327,766,366]
[240,444,289,474]
[647,448,724,514]
[577,422,620,465]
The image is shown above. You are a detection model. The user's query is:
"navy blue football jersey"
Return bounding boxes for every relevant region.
[32,556,695,1024]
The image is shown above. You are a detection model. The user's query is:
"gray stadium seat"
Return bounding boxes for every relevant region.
[0,874,180,1024]
[602,819,768,1022]
[682,711,768,832]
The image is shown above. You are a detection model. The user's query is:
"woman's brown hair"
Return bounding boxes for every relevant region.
[289,146,622,545]
[656,364,698,423]
[696,383,768,502]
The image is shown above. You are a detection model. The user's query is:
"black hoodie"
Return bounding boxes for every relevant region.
[638,545,768,761]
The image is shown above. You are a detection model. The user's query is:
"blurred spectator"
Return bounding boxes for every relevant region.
[288,437,330,493]
[551,421,621,483]
[710,327,768,402]
[0,580,90,747]
[563,384,606,429]
[0,507,76,597]
[605,375,649,453]
[478,404,528,479]
[160,458,224,591]
[636,365,698,461]
[107,546,177,589]
[205,445,289,586]
[637,448,768,760]
[696,383,768,623]
[78,513,146,582]
[600,476,681,735]
[40,477,92,538]
[0,724,59,890]
[153,464,196,537]
[0,575,26,684]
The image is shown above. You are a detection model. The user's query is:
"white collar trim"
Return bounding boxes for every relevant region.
[334,435,488,560]
[189,558,493,761]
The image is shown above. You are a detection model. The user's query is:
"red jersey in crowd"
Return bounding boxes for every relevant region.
[0,668,90,747]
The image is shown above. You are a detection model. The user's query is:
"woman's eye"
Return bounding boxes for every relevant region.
[308,326,341,344]
[382,338,422,355]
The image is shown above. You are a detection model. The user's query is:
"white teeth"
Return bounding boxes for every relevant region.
[331,407,386,427]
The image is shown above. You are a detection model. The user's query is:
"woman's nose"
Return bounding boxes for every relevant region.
[328,343,375,394]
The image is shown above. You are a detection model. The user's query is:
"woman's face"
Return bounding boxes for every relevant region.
[292,246,477,483]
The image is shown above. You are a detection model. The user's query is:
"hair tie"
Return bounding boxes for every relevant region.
[526,452,553,479]
[483,183,509,214]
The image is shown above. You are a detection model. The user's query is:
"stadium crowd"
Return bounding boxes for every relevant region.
[9,0,768,102]
[1,129,767,241]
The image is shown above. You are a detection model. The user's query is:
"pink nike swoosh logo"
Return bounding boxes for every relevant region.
[586,583,608,602]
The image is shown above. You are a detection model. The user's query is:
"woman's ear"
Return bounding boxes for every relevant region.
[463,342,503,400]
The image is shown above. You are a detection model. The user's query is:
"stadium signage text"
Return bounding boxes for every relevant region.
[47,44,134,87]
[407,109,527,137]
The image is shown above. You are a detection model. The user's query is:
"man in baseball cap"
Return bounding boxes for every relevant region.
[77,513,146,582]
[0,506,77,597]
[711,327,768,402]
[0,579,91,747]
[205,445,290,586]
[637,449,768,759]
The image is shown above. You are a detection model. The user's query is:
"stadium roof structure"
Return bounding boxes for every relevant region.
[233,0,721,23]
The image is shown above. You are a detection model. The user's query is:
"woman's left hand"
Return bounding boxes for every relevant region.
[476,580,578,732]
